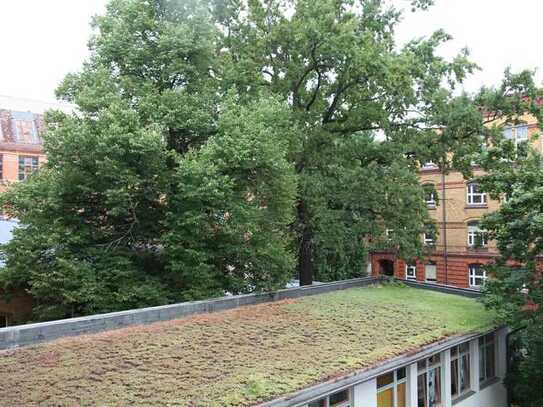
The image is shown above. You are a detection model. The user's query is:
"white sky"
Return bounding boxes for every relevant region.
[0,0,540,105]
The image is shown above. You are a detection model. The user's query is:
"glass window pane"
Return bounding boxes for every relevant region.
[451,359,459,397]
[329,389,349,406]
[377,372,394,388]
[460,354,471,392]
[377,388,394,407]
[428,354,440,365]
[418,373,428,407]
[479,344,485,382]
[428,367,441,406]
[309,398,326,407]
[485,344,496,379]
[516,125,528,140]
[397,382,407,407]
[397,367,407,380]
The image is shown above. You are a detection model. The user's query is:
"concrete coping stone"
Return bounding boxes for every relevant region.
[0,276,482,350]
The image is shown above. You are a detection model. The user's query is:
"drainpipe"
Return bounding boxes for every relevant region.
[441,168,449,285]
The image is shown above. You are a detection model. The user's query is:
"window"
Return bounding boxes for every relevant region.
[417,354,442,407]
[425,262,437,282]
[309,388,352,407]
[18,156,39,181]
[466,183,487,206]
[422,161,438,169]
[516,125,528,141]
[406,263,417,280]
[451,342,471,400]
[423,185,437,207]
[469,264,487,288]
[479,333,496,384]
[423,224,436,246]
[377,367,407,407]
[503,124,529,158]
[467,221,487,247]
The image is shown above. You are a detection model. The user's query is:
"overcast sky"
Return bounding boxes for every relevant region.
[0,0,540,105]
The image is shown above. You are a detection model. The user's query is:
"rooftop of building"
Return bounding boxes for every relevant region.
[0,94,74,114]
[0,283,495,406]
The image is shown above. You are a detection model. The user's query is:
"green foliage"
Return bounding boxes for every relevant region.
[471,71,543,407]
[0,0,500,317]
[162,95,297,297]
[214,0,480,282]
[0,0,296,319]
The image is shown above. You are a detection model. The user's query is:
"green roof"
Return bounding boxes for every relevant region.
[1,285,495,406]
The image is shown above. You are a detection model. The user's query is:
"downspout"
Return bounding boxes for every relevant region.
[441,167,449,285]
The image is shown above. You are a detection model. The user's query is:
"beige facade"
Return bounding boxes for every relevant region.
[372,115,541,288]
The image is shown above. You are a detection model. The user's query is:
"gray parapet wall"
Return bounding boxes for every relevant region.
[0,276,378,350]
[0,276,482,350]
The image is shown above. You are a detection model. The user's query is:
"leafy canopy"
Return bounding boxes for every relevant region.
[1,0,488,319]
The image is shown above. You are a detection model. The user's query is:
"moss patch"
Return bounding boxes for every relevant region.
[0,285,495,406]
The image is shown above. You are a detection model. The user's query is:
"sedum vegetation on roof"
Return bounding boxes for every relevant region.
[1,285,495,406]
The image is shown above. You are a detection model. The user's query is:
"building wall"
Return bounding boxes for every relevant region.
[371,115,541,288]
[0,107,46,324]
[301,328,508,407]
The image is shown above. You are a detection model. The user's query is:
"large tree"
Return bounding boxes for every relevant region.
[213,0,481,283]
[1,0,488,319]
[465,70,543,407]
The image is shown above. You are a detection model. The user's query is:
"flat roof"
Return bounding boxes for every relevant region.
[0,285,495,405]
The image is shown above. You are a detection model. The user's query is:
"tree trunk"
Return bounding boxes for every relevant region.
[297,201,314,286]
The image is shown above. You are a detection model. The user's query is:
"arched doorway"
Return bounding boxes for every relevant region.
[379,259,395,277]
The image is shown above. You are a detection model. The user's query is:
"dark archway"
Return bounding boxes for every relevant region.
[379,259,395,277]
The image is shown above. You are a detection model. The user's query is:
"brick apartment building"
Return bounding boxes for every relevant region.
[0,96,72,326]
[370,114,540,289]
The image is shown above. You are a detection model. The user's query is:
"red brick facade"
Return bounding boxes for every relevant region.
[370,251,497,289]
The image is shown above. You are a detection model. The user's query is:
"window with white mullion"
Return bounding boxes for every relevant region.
[466,183,487,206]
[308,388,352,407]
[469,264,487,288]
[417,354,443,407]
[377,367,407,407]
[451,342,471,400]
[479,333,497,384]
[405,263,417,280]
[467,222,487,247]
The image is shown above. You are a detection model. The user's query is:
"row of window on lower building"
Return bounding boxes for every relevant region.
[405,263,487,289]
[0,154,39,181]
[307,333,497,407]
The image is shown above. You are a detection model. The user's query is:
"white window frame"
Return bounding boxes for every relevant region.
[424,232,435,246]
[451,342,472,400]
[467,222,487,247]
[424,186,437,207]
[422,160,438,169]
[417,353,443,407]
[479,333,497,384]
[468,264,487,288]
[466,182,487,206]
[377,367,408,407]
[405,263,417,280]
[504,124,529,158]
[308,388,353,407]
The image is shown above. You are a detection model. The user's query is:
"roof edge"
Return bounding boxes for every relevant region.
[0,276,379,350]
[259,326,506,407]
